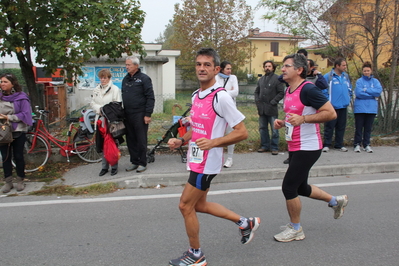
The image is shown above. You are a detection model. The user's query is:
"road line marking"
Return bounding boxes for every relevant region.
[1,178,398,208]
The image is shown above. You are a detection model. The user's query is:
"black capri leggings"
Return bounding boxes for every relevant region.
[282,150,322,200]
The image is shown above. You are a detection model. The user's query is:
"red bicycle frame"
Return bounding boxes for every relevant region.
[29,118,81,162]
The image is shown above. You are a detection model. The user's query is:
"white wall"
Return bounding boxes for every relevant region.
[68,45,180,114]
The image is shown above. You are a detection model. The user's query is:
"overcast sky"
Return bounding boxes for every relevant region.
[141,0,275,43]
[1,0,275,63]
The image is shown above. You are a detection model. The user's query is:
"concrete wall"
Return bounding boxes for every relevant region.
[68,44,180,114]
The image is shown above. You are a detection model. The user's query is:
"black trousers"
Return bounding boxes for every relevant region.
[0,133,26,178]
[354,113,375,148]
[282,150,322,200]
[323,108,347,148]
[124,112,148,166]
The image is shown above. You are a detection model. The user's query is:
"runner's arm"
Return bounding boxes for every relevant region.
[195,121,247,150]
[167,128,192,150]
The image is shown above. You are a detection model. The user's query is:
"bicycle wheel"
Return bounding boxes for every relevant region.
[14,133,50,172]
[73,131,101,163]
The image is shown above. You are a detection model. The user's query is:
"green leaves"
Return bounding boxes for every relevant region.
[164,0,254,81]
[0,0,145,102]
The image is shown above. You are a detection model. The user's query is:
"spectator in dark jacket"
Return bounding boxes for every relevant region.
[254,60,285,155]
[122,56,155,173]
[306,59,328,90]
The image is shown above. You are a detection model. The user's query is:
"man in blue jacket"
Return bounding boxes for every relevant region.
[322,58,352,152]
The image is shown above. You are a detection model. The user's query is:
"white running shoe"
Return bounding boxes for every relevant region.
[322,147,329,152]
[354,145,361,153]
[274,224,305,242]
[364,145,373,153]
[330,195,349,219]
[223,158,233,168]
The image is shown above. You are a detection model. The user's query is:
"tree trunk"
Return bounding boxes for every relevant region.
[372,0,381,79]
[15,51,40,109]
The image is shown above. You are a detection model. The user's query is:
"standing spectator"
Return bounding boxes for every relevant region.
[167,48,260,266]
[255,60,285,155]
[215,61,239,168]
[306,59,328,91]
[273,54,348,242]
[122,56,155,173]
[91,69,122,176]
[353,62,382,153]
[0,73,32,193]
[297,48,308,58]
[322,58,352,152]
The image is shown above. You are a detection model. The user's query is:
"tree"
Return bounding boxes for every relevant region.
[155,20,175,49]
[260,0,399,134]
[0,0,145,107]
[170,0,254,81]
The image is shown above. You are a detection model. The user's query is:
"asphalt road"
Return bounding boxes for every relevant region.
[1,172,398,266]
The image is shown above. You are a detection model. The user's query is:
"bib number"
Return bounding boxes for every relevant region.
[285,121,294,141]
[189,142,204,164]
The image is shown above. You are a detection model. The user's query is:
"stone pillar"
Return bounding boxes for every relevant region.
[143,56,169,114]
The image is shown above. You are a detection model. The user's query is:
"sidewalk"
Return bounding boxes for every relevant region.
[56,145,399,189]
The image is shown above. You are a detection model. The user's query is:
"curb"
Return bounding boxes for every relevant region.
[108,162,399,189]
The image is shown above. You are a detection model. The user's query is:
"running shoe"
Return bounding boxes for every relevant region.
[364,145,373,153]
[169,250,207,266]
[335,146,348,152]
[274,223,305,242]
[354,145,361,153]
[223,158,233,168]
[239,217,261,244]
[330,195,349,219]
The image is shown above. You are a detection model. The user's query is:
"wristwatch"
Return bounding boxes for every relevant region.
[178,137,185,143]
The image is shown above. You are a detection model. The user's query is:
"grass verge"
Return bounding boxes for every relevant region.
[0,161,121,196]
[28,183,119,196]
[23,162,83,183]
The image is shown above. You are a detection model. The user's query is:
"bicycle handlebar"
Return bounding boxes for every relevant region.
[33,106,49,119]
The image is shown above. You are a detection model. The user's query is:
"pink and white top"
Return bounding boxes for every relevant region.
[188,83,245,174]
[284,81,322,151]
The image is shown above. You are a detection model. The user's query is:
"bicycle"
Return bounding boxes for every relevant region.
[14,107,101,172]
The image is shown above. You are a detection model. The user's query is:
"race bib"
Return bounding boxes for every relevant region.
[189,142,204,164]
[285,121,294,141]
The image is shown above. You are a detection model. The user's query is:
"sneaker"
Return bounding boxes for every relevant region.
[257,148,268,153]
[336,147,348,152]
[283,158,289,164]
[223,158,233,168]
[239,217,261,244]
[354,145,361,153]
[271,150,279,155]
[322,147,329,152]
[330,195,349,219]
[364,145,373,153]
[126,164,138,172]
[169,250,207,266]
[136,165,147,173]
[274,224,305,242]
